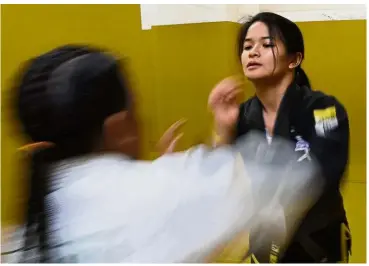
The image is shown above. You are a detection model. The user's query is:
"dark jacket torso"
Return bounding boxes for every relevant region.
[235,82,350,262]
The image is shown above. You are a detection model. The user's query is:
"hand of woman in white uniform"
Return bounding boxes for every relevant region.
[157,118,187,155]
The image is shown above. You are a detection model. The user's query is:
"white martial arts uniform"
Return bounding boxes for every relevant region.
[2,133,322,263]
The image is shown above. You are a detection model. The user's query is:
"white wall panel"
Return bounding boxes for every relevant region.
[140,4,366,30]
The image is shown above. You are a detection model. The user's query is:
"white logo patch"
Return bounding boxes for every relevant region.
[295,136,311,162]
[314,106,338,137]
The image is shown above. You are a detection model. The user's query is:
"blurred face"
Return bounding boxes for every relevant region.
[241,22,293,82]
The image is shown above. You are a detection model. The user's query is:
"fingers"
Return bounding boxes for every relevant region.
[220,75,244,89]
[157,118,187,155]
[165,118,187,136]
[208,76,245,108]
[160,119,187,146]
[165,132,184,153]
[225,88,244,103]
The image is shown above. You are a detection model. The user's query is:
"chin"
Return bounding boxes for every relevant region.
[243,69,269,80]
[244,73,269,82]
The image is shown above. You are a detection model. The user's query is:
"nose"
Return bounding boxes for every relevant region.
[249,46,260,58]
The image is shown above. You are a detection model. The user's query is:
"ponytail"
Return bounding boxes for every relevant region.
[295,66,311,89]
[22,148,53,262]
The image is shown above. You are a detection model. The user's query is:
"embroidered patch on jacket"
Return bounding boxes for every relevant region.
[295,136,311,162]
[313,106,338,137]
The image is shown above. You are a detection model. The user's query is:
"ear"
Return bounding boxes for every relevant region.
[288,52,303,70]
[103,111,128,150]
[103,110,140,158]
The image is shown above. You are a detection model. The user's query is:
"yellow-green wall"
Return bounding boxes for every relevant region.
[1,4,366,263]
[149,22,243,152]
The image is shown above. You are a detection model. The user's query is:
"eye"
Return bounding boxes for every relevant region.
[244,45,252,51]
[263,43,275,48]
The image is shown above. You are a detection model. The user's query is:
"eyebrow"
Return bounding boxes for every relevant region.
[244,36,273,42]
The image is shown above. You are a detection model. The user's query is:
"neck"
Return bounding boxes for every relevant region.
[253,73,294,113]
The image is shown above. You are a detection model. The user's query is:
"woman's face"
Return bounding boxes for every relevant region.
[241,22,292,82]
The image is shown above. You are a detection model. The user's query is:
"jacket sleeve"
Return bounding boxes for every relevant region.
[308,96,350,190]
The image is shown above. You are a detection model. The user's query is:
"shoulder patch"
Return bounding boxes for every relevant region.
[313,106,338,137]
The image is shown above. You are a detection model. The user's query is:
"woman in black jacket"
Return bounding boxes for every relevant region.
[208,12,351,263]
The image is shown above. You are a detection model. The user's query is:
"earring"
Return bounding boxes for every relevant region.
[290,62,299,69]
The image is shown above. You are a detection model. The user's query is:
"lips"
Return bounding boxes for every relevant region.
[246,62,262,68]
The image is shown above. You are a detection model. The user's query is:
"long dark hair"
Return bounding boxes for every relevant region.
[237,12,311,88]
[14,45,129,262]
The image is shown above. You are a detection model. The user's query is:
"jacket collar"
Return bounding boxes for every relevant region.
[248,82,305,138]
